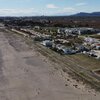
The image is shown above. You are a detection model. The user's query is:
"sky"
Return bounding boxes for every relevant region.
[0,0,99,16]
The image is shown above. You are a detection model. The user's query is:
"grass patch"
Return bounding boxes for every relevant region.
[70,54,100,70]
[90,35,100,39]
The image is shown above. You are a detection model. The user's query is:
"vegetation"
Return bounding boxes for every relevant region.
[1,16,100,28]
[90,35,100,39]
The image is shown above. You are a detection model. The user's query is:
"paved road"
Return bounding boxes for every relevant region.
[0,29,99,100]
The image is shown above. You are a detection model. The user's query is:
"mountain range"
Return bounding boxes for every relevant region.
[72,12,100,17]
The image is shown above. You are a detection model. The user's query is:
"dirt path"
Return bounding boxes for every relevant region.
[0,29,99,100]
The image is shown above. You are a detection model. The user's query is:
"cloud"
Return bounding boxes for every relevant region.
[76,3,87,6]
[63,7,75,13]
[0,7,77,16]
[0,8,38,16]
[0,6,77,16]
[44,7,76,16]
[46,4,58,9]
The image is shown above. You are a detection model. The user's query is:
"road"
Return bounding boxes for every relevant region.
[0,29,99,100]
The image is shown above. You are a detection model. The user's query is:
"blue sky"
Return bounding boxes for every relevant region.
[0,0,99,16]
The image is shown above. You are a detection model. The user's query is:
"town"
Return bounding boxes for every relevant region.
[8,25,100,59]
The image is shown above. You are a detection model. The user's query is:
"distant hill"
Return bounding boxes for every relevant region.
[72,12,100,17]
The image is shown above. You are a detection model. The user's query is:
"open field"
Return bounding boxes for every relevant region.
[69,54,100,70]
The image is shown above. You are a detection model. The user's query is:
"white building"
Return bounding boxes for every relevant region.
[58,27,94,36]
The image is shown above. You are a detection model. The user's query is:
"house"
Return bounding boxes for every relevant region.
[58,27,95,36]
[95,44,100,50]
[57,28,65,34]
[84,37,99,44]
[34,26,40,29]
[55,44,63,50]
[42,35,52,40]
[89,50,100,59]
[53,44,75,55]
[41,40,53,48]
[77,28,94,35]
[54,39,69,44]
[76,45,90,52]
[95,50,100,59]
[61,47,76,55]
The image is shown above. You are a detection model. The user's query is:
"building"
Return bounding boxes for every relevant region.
[41,40,53,48]
[84,37,99,44]
[95,44,100,50]
[58,27,95,36]
[89,50,100,59]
